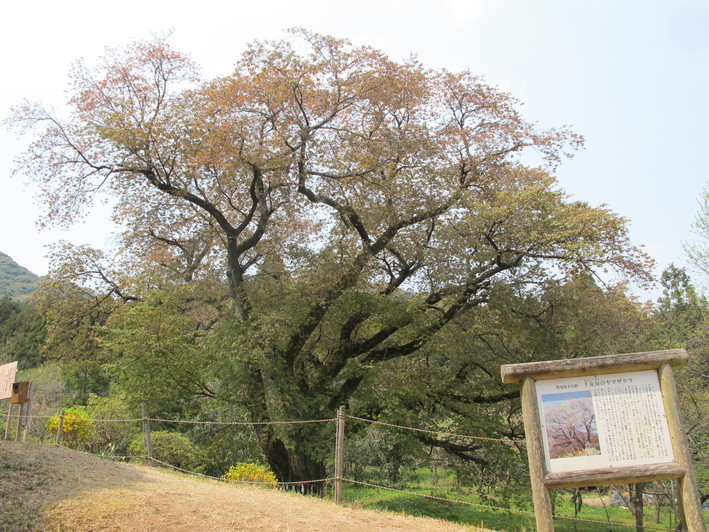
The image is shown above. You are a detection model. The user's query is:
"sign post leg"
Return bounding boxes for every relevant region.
[521,377,554,531]
[658,364,706,532]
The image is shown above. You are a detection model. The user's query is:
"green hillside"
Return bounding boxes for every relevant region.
[0,252,40,298]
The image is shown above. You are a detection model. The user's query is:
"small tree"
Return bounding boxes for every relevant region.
[685,187,709,280]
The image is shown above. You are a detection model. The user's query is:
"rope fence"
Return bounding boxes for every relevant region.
[151,457,335,487]
[32,414,143,423]
[2,404,687,531]
[346,415,525,445]
[148,417,336,426]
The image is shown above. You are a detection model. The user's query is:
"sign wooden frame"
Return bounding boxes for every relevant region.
[501,349,706,532]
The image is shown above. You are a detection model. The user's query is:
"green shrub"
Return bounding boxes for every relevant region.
[84,393,139,456]
[222,462,278,487]
[129,430,204,472]
[46,407,93,449]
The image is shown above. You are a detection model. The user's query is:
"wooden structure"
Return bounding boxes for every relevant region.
[501,349,706,532]
[4,381,34,442]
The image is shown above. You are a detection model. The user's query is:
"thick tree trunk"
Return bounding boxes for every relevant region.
[265,438,326,481]
[225,235,251,321]
[263,435,327,494]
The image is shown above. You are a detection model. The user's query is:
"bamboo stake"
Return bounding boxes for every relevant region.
[22,382,34,442]
[56,411,65,445]
[3,402,12,440]
[142,405,153,465]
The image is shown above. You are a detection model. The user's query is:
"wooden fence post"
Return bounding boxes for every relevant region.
[56,410,65,445]
[335,405,345,504]
[142,405,153,465]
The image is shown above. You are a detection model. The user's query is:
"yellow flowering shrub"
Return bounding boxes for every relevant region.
[222,462,278,487]
[46,407,93,449]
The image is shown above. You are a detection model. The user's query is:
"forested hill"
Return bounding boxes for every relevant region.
[0,251,40,297]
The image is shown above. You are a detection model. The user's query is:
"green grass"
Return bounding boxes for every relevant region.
[342,485,535,530]
[340,475,708,531]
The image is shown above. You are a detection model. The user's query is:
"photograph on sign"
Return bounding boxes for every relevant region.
[536,370,674,473]
[0,361,18,400]
[541,390,600,460]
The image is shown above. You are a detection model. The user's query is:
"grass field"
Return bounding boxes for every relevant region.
[339,471,709,531]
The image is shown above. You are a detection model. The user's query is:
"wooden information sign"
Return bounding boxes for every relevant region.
[501,349,706,532]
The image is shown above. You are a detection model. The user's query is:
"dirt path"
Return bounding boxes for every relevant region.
[0,441,490,531]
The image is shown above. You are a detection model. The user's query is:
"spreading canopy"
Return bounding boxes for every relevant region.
[10,30,649,305]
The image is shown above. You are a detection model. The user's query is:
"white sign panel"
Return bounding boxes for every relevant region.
[0,361,18,400]
[536,370,674,474]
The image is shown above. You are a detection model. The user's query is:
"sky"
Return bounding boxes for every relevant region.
[541,390,593,407]
[1,0,707,301]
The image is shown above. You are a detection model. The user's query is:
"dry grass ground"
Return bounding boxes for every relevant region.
[0,440,492,531]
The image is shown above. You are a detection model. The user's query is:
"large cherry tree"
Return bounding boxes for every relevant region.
[9,30,652,483]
